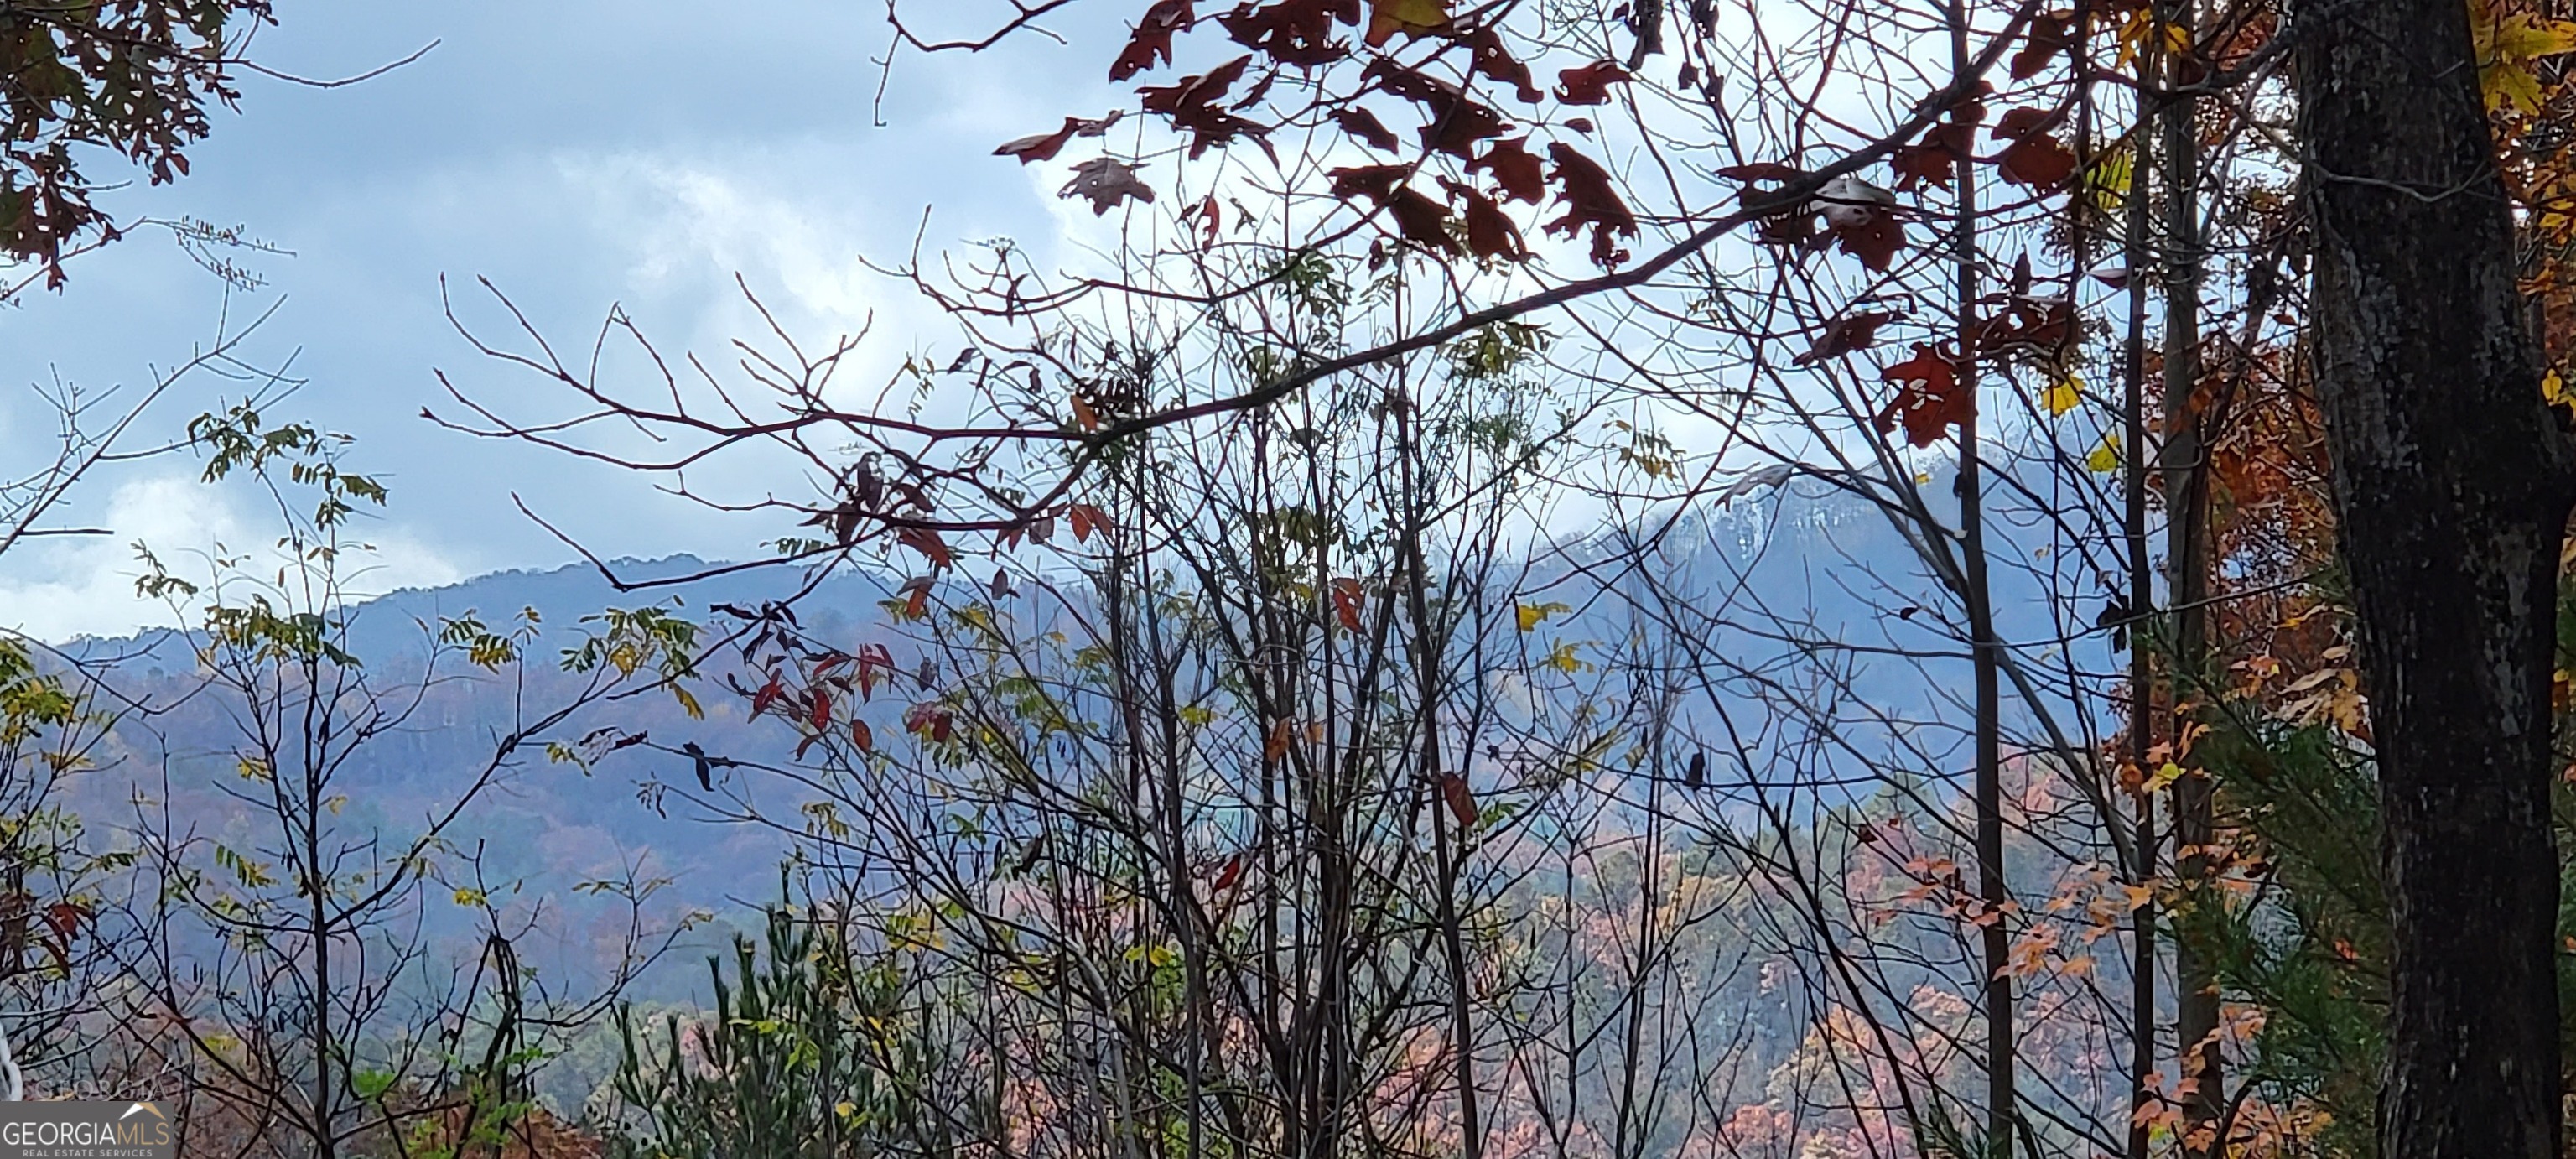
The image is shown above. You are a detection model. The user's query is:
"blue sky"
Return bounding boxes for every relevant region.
[1,1,1130,639]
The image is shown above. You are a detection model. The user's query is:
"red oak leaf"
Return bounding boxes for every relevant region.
[1111,0,1197,81]
[1543,142,1638,268]
[1874,343,1969,448]
[1335,106,1401,152]
[1467,26,1544,102]
[1469,137,1547,203]
[1217,0,1360,68]
[1555,60,1631,105]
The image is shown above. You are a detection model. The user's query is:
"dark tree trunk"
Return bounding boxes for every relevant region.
[2159,8,2221,1149]
[2291,2,2576,1156]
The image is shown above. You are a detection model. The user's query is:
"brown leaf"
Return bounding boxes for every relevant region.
[1060,157,1159,215]
[1217,0,1361,68]
[1555,60,1632,105]
[1544,143,1639,268]
[1446,179,1528,261]
[1440,773,1478,825]
[1833,214,1905,272]
[994,112,1126,164]
[850,718,874,753]
[1265,717,1295,761]
[1335,106,1401,152]
[1467,26,1544,102]
[1996,133,2077,189]
[1363,59,1508,159]
[1794,309,1901,365]
[905,703,955,743]
[1385,185,1462,254]
[1716,161,1804,183]
[2011,11,2075,80]
[1330,163,1410,202]
[1889,123,1974,192]
[1111,0,1198,81]
[1469,137,1547,203]
[1990,106,2058,140]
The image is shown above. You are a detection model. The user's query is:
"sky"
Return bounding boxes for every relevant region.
[0,1,1134,641]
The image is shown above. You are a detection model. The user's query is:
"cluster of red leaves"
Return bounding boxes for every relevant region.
[1217,0,1361,67]
[1032,0,1645,268]
[1857,284,2071,447]
[1882,81,2078,196]
[1140,55,1275,159]
[1725,165,1909,273]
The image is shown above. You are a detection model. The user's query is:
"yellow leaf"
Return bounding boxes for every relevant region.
[1546,642,1590,674]
[2493,12,2576,61]
[2085,433,2122,473]
[2042,377,2082,417]
[2545,368,2568,406]
[2486,58,2548,112]
[1516,601,1570,632]
[1368,0,1450,44]
[2474,3,2576,112]
[453,887,486,907]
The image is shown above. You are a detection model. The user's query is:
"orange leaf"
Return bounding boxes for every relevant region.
[1067,503,1109,544]
[898,527,955,569]
[896,577,933,621]
[1265,717,1295,761]
[1331,578,1366,632]
[1440,773,1477,825]
[1072,392,1102,432]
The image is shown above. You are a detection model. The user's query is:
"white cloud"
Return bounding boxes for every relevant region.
[0,472,463,643]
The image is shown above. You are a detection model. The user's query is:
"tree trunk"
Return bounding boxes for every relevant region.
[2158,7,2221,1149]
[2291,3,2575,1156]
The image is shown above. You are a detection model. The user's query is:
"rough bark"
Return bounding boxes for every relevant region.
[2159,7,2221,1148]
[2291,2,2576,1156]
